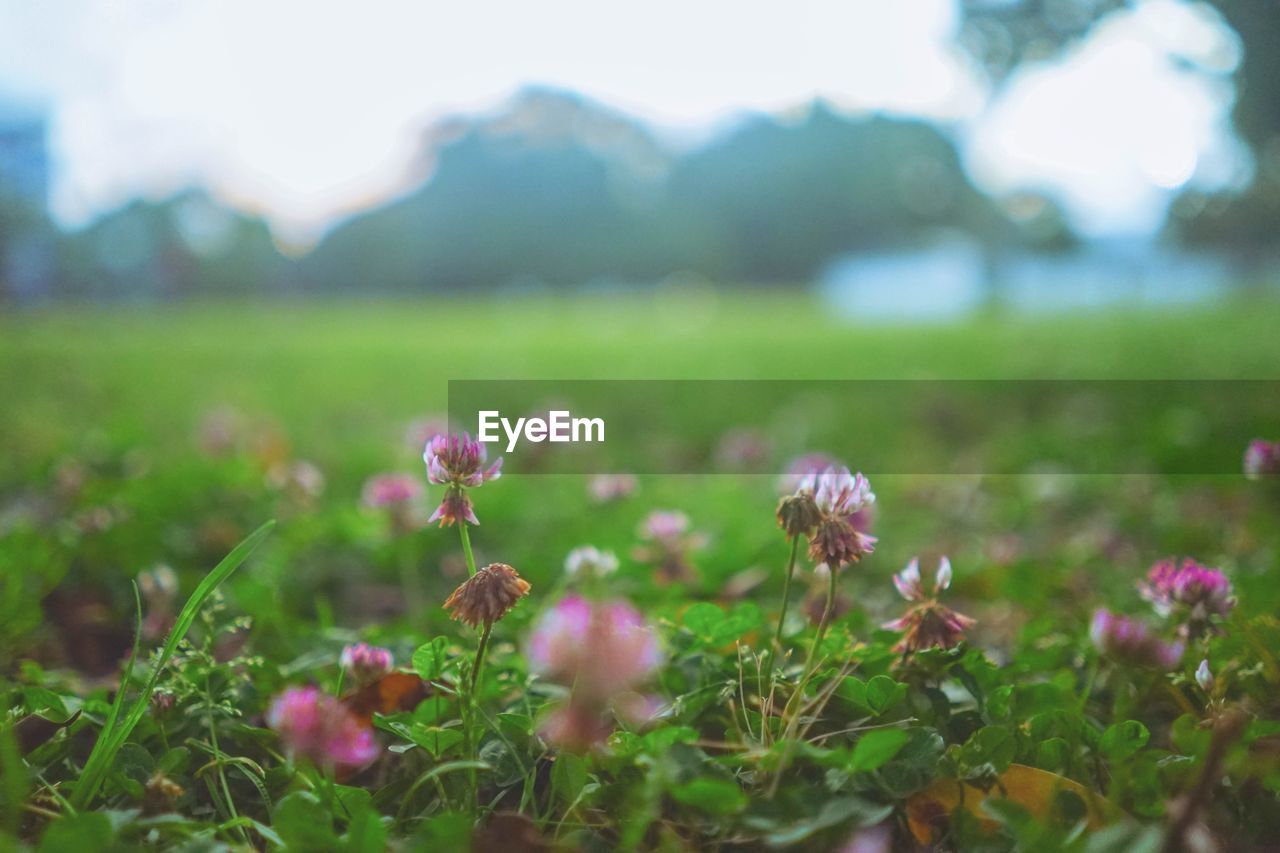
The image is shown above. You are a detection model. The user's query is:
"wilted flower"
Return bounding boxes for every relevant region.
[150,690,176,717]
[1090,609,1185,670]
[1196,659,1214,692]
[428,488,478,527]
[587,473,638,504]
[810,518,876,569]
[634,510,705,584]
[776,491,822,539]
[424,432,502,488]
[142,773,185,816]
[1138,558,1234,635]
[883,557,975,653]
[340,642,394,685]
[267,687,379,768]
[564,546,619,580]
[1243,439,1280,480]
[526,596,663,750]
[443,563,531,628]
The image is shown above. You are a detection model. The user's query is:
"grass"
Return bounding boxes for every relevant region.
[2,293,1279,850]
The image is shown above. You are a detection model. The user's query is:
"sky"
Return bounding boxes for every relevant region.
[0,0,1249,246]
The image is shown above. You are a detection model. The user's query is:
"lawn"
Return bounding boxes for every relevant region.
[2,294,1279,850]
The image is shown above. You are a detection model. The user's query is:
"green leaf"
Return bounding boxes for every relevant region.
[342,805,386,853]
[987,685,1014,721]
[411,726,464,758]
[1035,737,1071,772]
[412,696,451,726]
[865,675,907,715]
[38,813,114,852]
[763,798,894,847]
[639,725,698,754]
[1100,720,1149,762]
[412,637,451,681]
[960,725,1016,774]
[837,676,868,712]
[849,728,909,772]
[551,753,588,805]
[412,812,472,850]
[274,791,337,850]
[683,602,726,641]
[670,777,747,816]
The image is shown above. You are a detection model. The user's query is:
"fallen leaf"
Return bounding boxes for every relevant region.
[905,763,1116,844]
[342,671,432,726]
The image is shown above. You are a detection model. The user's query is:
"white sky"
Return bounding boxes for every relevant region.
[0,0,1247,245]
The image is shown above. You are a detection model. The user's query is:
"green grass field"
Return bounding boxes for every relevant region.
[3,295,1279,850]
[4,295,1280,483]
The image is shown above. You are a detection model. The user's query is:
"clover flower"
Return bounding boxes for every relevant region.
[423,432,502,527]
[803,467,877,569]
[1138,558,1234,636]
[361,473,422,508]
[1090,608,1185,670]
[361,473,424,533]
[443,562,531,628]
[778,453,841,494]
[805,466,876,518]
[810,517,877,569]
[424,432,502,488]
[526,595,663,750]
[883,556,975,653]
[340,642,394,685]
[640,510,690,541]
[564,546,620,580]
[587,473,638,504]
[1244,439,1280,480]
[267,686,379,768]
[634,510,705,584]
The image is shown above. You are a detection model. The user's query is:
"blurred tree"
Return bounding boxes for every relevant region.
[667,105,1012,282]
[960,0,1280,259]
[306,91,1020,291]
[54,191,291,300]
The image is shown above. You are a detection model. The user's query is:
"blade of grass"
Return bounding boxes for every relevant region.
[71,520,275,809]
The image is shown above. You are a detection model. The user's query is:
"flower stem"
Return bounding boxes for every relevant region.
[804,566,839,684]
[773,537,801,652]
[777,566,839,732]
[458,520,477,576]
[763,536,801,722]
[470,621,493,694]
